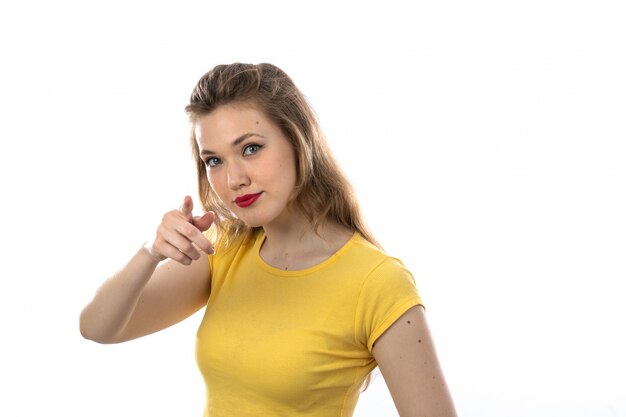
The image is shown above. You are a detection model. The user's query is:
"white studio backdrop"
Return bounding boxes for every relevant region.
[1,1,625,416]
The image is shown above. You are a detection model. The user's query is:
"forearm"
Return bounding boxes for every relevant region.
[79,245,160,344]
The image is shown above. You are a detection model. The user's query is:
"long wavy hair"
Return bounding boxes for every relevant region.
[185,63,379,251]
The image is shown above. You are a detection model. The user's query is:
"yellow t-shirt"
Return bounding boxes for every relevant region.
[196,229,422,417]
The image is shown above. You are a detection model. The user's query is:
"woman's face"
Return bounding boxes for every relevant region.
[194,101,298,228]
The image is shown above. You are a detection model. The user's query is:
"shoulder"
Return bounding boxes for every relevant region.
[355,249,419,306]
[350,235,423,350]
[348,234,411,279]
[347,234,421,313]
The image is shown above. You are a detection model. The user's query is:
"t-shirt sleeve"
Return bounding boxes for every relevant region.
[355,257,424,352]
[205,232,254,289]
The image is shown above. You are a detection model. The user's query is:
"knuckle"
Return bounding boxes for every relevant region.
[180,241,193,254]
[182,224,197,238]
[173,251,187,263]
[162,211,174,222]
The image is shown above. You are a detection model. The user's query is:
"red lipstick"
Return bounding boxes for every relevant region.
[234,192,262,208]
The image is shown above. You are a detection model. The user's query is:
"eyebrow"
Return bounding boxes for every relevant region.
[200,133,265,156]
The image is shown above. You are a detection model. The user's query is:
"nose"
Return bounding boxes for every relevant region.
[227,160,251,190]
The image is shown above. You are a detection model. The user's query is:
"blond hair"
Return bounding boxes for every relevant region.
[185,63,379,250]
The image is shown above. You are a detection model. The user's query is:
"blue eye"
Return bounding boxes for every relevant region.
[243,144,262,156]
[205,157,221,167]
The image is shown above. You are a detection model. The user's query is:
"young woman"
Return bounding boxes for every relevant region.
[80,63,457,417]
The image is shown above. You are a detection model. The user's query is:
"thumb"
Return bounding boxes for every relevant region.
[193,211,216,232]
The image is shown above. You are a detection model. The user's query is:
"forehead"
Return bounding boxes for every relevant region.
[194,102,271,143]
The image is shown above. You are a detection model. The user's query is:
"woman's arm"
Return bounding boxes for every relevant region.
[79,196,215,344]
[372,305,458,417]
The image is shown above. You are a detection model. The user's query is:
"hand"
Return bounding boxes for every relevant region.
[145,196,216,265]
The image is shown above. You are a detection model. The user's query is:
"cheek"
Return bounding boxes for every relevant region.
[278,147,297,181]
[207,172,227,199]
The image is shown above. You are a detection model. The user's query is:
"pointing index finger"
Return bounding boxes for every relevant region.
[180,196,193,220]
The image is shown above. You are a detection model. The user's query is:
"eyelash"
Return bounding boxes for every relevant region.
[243,144,262,156]
[205,157,221,167]
[204,144,263,167]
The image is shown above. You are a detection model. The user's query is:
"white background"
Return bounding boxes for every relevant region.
[1,1,625,416]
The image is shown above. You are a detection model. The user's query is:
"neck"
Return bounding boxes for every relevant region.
[259,211,354,271]
[261,210,320,251]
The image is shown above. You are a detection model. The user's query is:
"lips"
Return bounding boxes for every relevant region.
[234,192,263,208]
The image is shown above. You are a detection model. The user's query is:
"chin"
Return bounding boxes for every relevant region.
[234,213,268,228]
[233,205,285,229]
[240,219,264,228]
